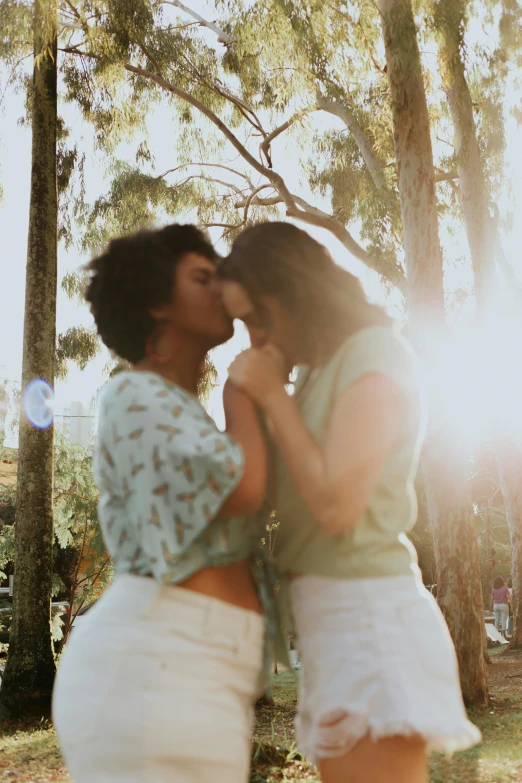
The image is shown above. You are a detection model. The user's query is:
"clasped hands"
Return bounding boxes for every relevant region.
[227,344,289,410]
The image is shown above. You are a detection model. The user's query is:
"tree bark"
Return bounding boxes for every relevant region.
[0,0,58,717]
[436,0,522,651]
[434,0,496,316]
[0,385,7,453]
[496,443,522,647]
[378,0,488,707]
[316,93,387,190]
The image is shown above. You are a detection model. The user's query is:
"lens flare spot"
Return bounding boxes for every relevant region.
[24,378,54,430]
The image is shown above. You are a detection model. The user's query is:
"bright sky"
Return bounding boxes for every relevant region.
[0,3,521,443]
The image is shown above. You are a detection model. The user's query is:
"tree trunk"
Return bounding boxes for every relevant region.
[378,0,488,707]
[496,443,522,647]
[0,0,58,717]
[434,0,496,315]
[436,0,522,651]
[0,384,7,454]
[413,470,436,586]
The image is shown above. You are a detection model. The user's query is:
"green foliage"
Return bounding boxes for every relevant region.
[0,521,14,576]
[52,433,100,552]
[57,131,86,247]
[197,357,218,405]
[54,0,513,293]
[78,160,200,252]
[0,434,109,609]
[55,326,101,380]
[0,0,32,86]
[61,270,89,303]
[2,0,519,292]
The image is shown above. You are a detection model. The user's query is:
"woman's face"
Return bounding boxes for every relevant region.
[221,280,298,364]
[152,253,234,349]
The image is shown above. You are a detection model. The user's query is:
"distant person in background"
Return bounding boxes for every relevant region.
[507,579,514,639]
[492,576,510,637]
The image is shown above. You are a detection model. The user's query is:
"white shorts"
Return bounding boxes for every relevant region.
[53,574,265,783]
[290,570,481,764]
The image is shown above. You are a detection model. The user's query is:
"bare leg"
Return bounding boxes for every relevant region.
[319,733,428,783]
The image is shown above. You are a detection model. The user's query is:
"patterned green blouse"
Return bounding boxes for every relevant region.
[94,371,289,674]
[95,371,257,580]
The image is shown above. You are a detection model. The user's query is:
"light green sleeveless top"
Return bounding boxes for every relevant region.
[273,326,426,579]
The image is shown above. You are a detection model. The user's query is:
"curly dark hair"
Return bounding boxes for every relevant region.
[85,224,218,363]
[493,575,505,589]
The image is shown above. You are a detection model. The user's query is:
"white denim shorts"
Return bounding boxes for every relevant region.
[53,574,265,783]
[290,569,482,764]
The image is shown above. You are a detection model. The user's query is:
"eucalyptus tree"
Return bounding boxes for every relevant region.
[0,0,59,716]
[432,0,522,649]
[377,0,488,706]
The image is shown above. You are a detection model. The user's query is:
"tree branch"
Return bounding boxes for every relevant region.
[126,65,405,291]
[173,173,245,193]
[59,46,99,58]
[159,23,264,135]
[138,42,162,75]
[58,18,83,30]
[156,162,254,189]
[317,92,387,190]
[434,169,459,182]
[292,195,334,219]
[176,53,267,137]
[125,64,297,210]
[260,107,319,168]
[61,0,81,18]
[234,195,281,208]
[215,82,267,137]
[161,0,235,45]
[243,184,275,222]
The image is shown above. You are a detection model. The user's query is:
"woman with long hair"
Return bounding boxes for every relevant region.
[219,222,480,783]
[53,224,269,783]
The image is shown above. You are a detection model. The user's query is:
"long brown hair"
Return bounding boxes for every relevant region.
[219,222,391,362]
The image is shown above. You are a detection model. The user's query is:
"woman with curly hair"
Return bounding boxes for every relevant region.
[219,222,481,783]
[52,224,269,783]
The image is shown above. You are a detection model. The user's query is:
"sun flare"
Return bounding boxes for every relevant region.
[422,304,522,447]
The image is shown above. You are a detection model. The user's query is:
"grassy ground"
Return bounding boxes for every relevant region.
[2,645,522,782]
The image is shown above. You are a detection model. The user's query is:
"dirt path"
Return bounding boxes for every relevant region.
[487,647,522,704]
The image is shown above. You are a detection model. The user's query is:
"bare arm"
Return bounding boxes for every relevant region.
[218,379,267,518]
[227,346,407,535]
[261,374,406,534]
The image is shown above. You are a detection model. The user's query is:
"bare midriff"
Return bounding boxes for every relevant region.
[180,559,262,614]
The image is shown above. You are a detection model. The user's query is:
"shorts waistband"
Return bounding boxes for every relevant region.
[290,567,424,605]
[111,573,265,647]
